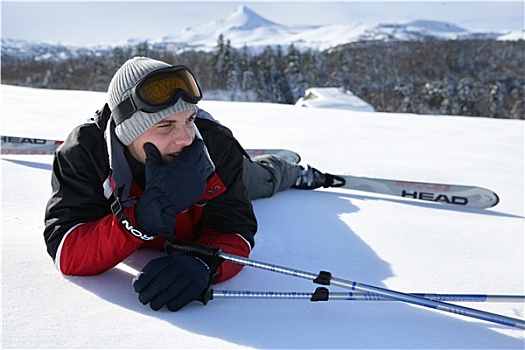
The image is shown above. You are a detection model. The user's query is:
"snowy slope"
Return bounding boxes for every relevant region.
[1,84,524,348]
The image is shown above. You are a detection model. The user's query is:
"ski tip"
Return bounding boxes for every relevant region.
[475,190,500,209]
[490,191,500,208]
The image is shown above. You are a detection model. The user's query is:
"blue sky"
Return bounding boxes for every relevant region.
[2,1,523,45]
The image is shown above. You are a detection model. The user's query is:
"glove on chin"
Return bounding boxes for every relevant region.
[132,254,211,311]
[134,139,212,236]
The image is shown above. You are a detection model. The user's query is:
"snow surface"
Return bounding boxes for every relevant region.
[1,84,524,349]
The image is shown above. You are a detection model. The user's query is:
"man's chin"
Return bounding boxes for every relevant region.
[163,153,180,163]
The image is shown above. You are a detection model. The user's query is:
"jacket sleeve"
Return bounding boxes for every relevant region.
[195,117,258,283]
[44,124,143,276]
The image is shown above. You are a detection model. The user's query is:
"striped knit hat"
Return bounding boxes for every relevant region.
[108,57,197,145]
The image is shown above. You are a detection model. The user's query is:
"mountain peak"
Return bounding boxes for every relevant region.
[225,5,280,30]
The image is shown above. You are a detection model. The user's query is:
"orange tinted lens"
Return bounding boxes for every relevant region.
[139,71,199,104]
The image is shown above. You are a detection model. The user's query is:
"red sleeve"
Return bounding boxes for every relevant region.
[58,207,144,276]
[196,229,251,284]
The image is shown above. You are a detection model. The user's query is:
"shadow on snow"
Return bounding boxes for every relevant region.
[67,190,523,349]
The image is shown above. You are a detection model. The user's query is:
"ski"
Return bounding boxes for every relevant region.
[245,149,301,164]
[0,135,301,162]
[246,150,499,208]
[1,135,63,155]
[1,137,499,208]
[335,174,499,209]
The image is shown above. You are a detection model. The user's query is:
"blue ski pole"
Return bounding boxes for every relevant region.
[212,289,525,303]
[166,240,525,330]
[221,252,525,329]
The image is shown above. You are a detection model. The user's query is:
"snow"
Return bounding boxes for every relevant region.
[1,84,524,348]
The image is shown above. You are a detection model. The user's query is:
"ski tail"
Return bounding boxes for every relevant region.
[245,149,301,164]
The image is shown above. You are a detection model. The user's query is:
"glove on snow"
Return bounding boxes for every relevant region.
[132,254,211,311]
[134,139,210,236]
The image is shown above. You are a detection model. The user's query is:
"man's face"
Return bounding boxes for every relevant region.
[128,109,197,164]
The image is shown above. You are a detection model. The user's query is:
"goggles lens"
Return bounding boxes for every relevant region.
[138,69,201,106]
[112,65,202,125]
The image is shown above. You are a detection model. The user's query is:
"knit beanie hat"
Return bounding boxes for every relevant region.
[108,57,197,145]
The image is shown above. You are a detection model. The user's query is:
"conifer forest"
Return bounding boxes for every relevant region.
[2,36,523,119]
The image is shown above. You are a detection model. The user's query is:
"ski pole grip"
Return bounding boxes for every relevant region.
[165,239,218,258]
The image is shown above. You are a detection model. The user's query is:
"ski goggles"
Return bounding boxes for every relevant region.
[112,65,203,125]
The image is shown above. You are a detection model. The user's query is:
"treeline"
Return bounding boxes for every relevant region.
[2,36,523,119]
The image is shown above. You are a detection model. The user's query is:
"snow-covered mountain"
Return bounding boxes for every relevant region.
[1,5,522,60]
[161,6,520,52]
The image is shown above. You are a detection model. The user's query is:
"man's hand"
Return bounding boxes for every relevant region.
[134,139,210,236]
[132,254,211,311]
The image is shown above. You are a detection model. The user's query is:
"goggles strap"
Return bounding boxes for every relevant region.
[112,97,135,125]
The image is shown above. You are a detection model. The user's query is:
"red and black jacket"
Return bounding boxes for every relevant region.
[44,105,257,283]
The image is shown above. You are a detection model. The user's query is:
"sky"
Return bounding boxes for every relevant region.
[1,1,524,45]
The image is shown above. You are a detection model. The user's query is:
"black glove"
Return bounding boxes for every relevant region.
[132,254,211,311]
[134,139,211,236]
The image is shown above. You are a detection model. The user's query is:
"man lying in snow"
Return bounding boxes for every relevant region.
[44,56,340,311]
